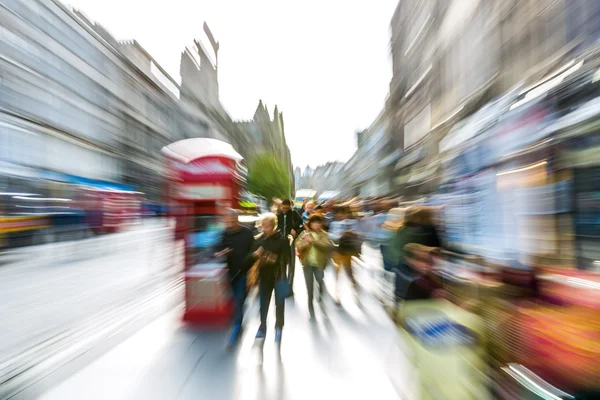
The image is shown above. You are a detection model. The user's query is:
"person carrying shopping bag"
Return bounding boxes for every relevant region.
[295,214,332,319]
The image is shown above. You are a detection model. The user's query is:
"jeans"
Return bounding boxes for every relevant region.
[231,274,247,327]
[259,270,285,332]
[303,266,325,309]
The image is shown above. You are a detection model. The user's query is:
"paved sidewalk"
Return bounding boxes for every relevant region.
[29,264,417,400]
[0,219,181,398]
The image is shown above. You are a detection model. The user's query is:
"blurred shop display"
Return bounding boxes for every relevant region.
[396,299,491,400]
[386,244,600,399]
[438,53,600,271]
[0,166,142,251]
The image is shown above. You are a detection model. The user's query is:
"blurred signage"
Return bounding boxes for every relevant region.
[179,185,228,200]
[404,104,431,149]
[404,309,478,348]
[0,216,49,233]
[177,161,230,175]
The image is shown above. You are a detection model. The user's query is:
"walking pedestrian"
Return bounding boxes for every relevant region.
[295,214,332,319]
[214,209,255,349]
[388,206,441,303]
[380,208,406,272]
[302,200,315,224]
[277,199,303,297]
[300,198,308,215]
[252,213,289,343]
[329,206,361,305]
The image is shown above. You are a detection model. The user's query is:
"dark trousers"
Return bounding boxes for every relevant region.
[231,274,247,327]
[303,266,325,309]
[287,241,296,290]
[259,270,285,331]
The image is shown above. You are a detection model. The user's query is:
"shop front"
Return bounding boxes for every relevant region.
[558,132,600,269]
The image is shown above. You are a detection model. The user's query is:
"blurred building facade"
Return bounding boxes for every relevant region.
[311,162,345,197]
[301,166,314,189]
[293,167,302,193]
[343,111,392,198]
[0,0,291,202]
[383,0,600,268]
[387,0,600,197]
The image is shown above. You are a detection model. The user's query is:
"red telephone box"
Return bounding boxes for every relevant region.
[162,138,247,325]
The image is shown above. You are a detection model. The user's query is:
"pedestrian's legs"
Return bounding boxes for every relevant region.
[314,266,325,303]
[231,275,247,327]
[343,256,357,287]
[273,278,286,329]
[332,252,342,304]
[258,273,275,334]
[288,243,296,293]
[343,256,360,304]
[303,266,315,314]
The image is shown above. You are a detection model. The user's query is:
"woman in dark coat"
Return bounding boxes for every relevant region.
[251,213,289,343]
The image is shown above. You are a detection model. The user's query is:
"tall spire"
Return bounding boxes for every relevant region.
[279,111,285,135]
[254,99,265,120]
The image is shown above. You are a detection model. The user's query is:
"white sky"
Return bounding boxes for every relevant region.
[63,0,396,168]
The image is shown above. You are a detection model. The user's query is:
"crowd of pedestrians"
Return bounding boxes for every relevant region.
[216,197,443,348]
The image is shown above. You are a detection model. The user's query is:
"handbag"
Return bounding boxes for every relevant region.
[274,262,291,302]
[246,258,261,291]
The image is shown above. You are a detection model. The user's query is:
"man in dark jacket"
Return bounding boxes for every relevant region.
[215,209,255,348]
[277,199,303,296]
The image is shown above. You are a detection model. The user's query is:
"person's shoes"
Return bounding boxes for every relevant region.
[275,328,282,343]
[255,328,266,339]
[309,305,316,320]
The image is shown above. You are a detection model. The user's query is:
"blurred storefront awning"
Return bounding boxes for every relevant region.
[41,170,135,192]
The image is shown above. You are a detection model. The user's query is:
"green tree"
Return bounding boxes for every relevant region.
[247,153,291,202]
